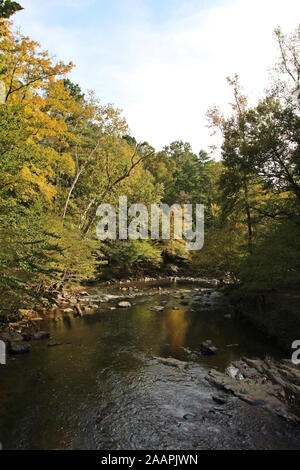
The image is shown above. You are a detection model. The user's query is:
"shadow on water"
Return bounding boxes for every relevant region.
[0,281,299,450]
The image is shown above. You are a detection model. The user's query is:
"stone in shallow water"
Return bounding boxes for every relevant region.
[117,301,132,309]
[63,308,74,313]
[200,340,220,355]
[212,395,228,405]
[206,358,300,423]
[150,306,165,313]
[154,356,188,370]
[226,365,243,380]
[0,332,24,344]
[9,342,31,355]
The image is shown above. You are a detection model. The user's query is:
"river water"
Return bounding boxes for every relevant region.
[0,281,299,450]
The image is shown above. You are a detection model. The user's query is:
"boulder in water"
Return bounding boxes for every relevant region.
[206,358,300,423]
[154,356,188,370]
[9,341,31,355]
[212,395,228,405]
[150,306,165,313]
[117,301,132,309]
[200,340,220,355]
[0,332,24,345]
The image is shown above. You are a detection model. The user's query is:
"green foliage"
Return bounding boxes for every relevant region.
[0,0,22,18]
[0,205,62,314]
[194,28,300,289]
[1,17,300,319]
[101,240,162,275]
[47,219,100,286]
[238,220,300,290]
[192,223,245,280]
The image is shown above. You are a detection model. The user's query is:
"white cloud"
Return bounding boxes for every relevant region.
[15,0,300,154]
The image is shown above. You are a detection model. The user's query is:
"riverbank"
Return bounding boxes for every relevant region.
[0,280,299,449]
[229,289,300,353]
[2,277,300,359]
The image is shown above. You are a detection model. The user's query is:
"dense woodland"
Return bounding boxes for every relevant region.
[0,2,299,317]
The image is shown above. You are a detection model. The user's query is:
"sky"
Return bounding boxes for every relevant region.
[14,0,300,155]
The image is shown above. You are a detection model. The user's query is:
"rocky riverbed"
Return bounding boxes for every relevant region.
[0,279,299,449]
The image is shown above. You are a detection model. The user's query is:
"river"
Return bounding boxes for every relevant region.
[0,281,299,450]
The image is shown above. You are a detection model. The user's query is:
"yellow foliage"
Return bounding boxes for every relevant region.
[18,166,56,202]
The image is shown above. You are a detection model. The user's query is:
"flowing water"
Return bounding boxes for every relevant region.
[0,281,299,450]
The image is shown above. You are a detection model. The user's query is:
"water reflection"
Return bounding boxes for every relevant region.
[164,307,189,354]
[0,282,288,450]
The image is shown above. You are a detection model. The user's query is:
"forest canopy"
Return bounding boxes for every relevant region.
[0,7,299,317]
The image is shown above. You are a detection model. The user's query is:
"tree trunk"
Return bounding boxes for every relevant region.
[243,172,253,254]
[62,170,82,220]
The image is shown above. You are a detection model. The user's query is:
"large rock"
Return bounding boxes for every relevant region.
[154,356,188,370]
[200,340,220,355]
[63,308,74,313]
[206,357,300,423]
[150,306,165,313]
[226,365,244,380]
[117,302,132,309]
[9,342,31,355]
[212,394,228,405]
[0,332,24,345]
[79,291,89,297]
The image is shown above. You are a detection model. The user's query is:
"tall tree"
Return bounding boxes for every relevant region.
[0,0,22,18]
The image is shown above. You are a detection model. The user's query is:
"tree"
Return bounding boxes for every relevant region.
[208,75,255,253]
[272,25,300,105]
[0,22,73,104]
[245,97,300,206]
[0,0,22,18]
[82,141,155,236]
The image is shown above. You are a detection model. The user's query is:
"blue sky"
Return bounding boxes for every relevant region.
[15,0,300,153]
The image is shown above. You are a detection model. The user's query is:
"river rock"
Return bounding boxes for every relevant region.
[117,301,132,309]
[150,306,165,313]
[200,340,220,355]
[33,331,50,340]
[212,395,228,405]
[206,358,300,423]
[0,332,24,345]
[226,365,243,380]
[9,341,31,355]
[154,356,188,370]
[74,304,84,317]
